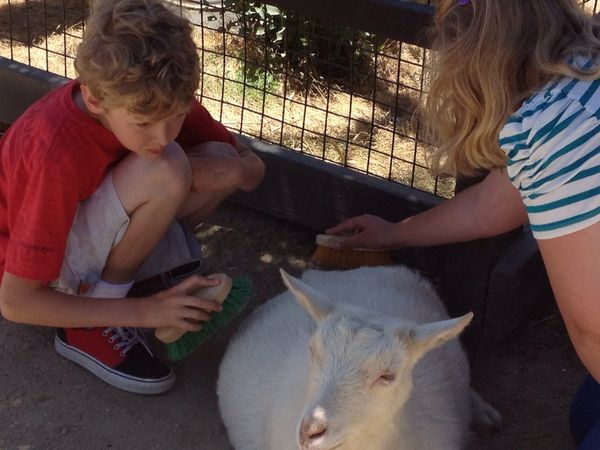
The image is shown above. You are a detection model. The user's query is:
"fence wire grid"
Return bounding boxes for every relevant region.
[1,0,599,199]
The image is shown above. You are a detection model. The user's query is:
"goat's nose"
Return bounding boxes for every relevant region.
[299,417,328,447]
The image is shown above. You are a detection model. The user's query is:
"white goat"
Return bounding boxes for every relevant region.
[217,266,501,450]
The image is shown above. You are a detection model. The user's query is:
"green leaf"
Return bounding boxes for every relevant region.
[265,5,281,16]
[275,28,285,42]
[254,6,265,19]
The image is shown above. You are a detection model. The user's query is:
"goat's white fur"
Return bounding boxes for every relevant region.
[217,266,501,450]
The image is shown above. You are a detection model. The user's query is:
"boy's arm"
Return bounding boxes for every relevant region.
[0,272,144,327]
[0,271,222,330]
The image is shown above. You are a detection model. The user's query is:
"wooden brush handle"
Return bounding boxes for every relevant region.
[315,233,387,252]
[315,233,344,248]
[154,273,233,344]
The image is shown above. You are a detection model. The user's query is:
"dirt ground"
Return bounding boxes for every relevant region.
[0,201,587,450]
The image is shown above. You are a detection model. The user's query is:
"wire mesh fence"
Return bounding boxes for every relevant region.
[582,0,600,12]
[1,0,599,199]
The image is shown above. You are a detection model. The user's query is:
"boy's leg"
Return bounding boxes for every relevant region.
[102,141,192,283]
[130,142,242,291]
[570,374,600,448]
[176,140,260,230]
[55,142,192,395]
[177,188,237,231]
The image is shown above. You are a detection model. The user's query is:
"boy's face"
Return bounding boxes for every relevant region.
[100,106,189,159]
[79,84,188,158]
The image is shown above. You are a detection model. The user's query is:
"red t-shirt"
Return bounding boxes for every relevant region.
[0,79,234,282]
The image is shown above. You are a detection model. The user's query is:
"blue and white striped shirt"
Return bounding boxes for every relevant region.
[499,60,600,239]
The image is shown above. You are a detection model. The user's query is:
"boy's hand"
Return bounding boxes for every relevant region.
[186,141,247,192]
[233,138,265,191]
[326,214,396,249]
[186,140,265,193]
[145,275,224,331]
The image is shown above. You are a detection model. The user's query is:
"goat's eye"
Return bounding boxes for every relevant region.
[375,371,396,386]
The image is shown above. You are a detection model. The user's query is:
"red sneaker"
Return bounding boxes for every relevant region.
[55,327,175,395]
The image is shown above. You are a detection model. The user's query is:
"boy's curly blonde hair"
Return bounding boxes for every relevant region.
[423,0,600,177]
[75,0,200,120]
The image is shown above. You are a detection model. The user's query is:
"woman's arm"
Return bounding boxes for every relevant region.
[537,223,600,381]
[328,168,528,249]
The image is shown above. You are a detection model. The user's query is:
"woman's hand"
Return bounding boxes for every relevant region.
[326,214,398,249]
[143,274,224,331]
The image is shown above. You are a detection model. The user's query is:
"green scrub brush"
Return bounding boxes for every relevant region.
[155,273,251,361]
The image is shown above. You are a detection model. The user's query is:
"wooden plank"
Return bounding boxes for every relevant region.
[483,230,553,340]
[263,0,434,47]
[231,135,442,231]
[0,57,67,124]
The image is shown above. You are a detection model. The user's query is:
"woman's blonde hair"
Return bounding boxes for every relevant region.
[423,0,600,176]
[75,0,200,120]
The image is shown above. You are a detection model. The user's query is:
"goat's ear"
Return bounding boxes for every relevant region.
[406,312,473,359]
[279,269,332,322]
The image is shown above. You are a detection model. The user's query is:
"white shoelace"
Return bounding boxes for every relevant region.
[102,327,153,357]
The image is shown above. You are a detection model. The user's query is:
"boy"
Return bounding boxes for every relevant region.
[0,0,265,395]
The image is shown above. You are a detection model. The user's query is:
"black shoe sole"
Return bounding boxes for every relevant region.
[54,334,176,395]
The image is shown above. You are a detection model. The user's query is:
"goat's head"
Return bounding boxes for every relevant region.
[279,269,473,450]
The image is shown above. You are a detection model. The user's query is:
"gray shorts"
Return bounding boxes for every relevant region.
[55,172,202,295]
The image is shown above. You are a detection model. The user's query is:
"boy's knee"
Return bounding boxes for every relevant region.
[146,141,192,198]
[114,141,192,206]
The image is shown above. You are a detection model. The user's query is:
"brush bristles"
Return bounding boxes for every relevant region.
[165,277,251,361]
[312,245,393,269]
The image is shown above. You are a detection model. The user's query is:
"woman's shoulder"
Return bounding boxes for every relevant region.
[498,58,600,239]
[499,73,600,238]
[503,57,600,139]
[500,72,600,157]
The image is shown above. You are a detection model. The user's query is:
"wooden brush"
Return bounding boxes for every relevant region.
[311,234,393,269]
[155,272,250,361]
